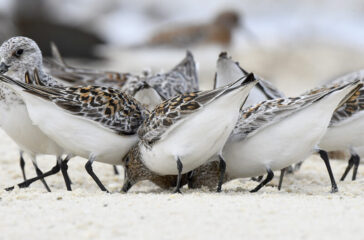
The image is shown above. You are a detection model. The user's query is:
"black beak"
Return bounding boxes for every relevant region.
[0,62,9,74]
[121,180,133,193]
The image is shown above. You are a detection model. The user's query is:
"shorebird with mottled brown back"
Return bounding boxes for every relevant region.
[189,80,361,193]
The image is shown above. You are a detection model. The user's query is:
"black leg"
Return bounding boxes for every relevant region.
[319,149,338,193]
[121,180,132,193]
[217,155,226,192]
[278,168,286,191]
[31,160,51,192]
[85,155,109,192]
[173,157,183,193]
[187,171,194,189]
[113,165,120,175]
[59,156,72,191]
[6,162,61,191]
[19,151,26,181]
[294,161,303,172]
[340,154,355,181]
[250,169,274,193]
[352,154,360,181]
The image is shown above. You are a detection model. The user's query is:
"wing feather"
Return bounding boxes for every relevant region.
[0,74,146,135]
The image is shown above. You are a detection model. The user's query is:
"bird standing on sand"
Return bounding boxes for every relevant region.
[0,72,148,193]
[0,36,71,191]
[189,80,361,193]
[122,74,257,193]
[318,70,364,181]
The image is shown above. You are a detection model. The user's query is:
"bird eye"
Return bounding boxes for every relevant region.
[13,49,24,57]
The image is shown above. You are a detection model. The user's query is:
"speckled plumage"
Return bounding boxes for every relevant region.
[329,87,364,127]
[138,76,255,148]
[138,91,201,146]
[188,80,362,192]
[231,82,361,142]
[188,161,228,191]
[0,72,148,135]
[45,44,199,101]
[143,51,199,99]
[137,73,257,187]
[0,68,151,191]
[303,75,364,127]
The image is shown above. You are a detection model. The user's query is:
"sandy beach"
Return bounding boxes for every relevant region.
[1,42,364,239]
[1,0,364,236]
[0,130,363,240]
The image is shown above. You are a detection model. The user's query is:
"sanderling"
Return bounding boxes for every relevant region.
[134,73,257,193]
[215,52,296,181]
[0,71,148,192]
[45,44,199,176]
[141,10,240,47]
[0,36,72,191]
[317,72,364,181]
[189,80,361,193]
[45,43,199,109]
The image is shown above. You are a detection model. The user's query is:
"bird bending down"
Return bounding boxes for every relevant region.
[125,73,257,193]
[189,80,361,193]
[0,71,148,192]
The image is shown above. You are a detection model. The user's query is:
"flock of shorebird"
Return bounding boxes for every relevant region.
[0,36,363,194]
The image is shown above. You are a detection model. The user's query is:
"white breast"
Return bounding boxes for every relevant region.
[0,88,63,156]
[319,111,364,152]
[20,92,138,165]
[141,85,253,175]
[225,86,356,178]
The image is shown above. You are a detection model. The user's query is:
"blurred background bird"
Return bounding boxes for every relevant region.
[139,10,241,48]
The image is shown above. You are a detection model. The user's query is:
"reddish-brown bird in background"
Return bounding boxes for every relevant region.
[144,10,241,48]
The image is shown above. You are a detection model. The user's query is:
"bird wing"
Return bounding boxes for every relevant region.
[231,81,360,141]
[145,51,199,99]
[329,87,364,127]
[139,74,254,147]
[0,73,146,135]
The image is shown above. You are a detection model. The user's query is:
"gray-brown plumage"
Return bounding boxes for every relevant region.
[121,144,188,192]
[44,43,199,101]
[188,161,229,191]
[43,42,131,87]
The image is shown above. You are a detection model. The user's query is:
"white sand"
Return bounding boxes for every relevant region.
[1,43,364,239]
[0,129,363,240]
